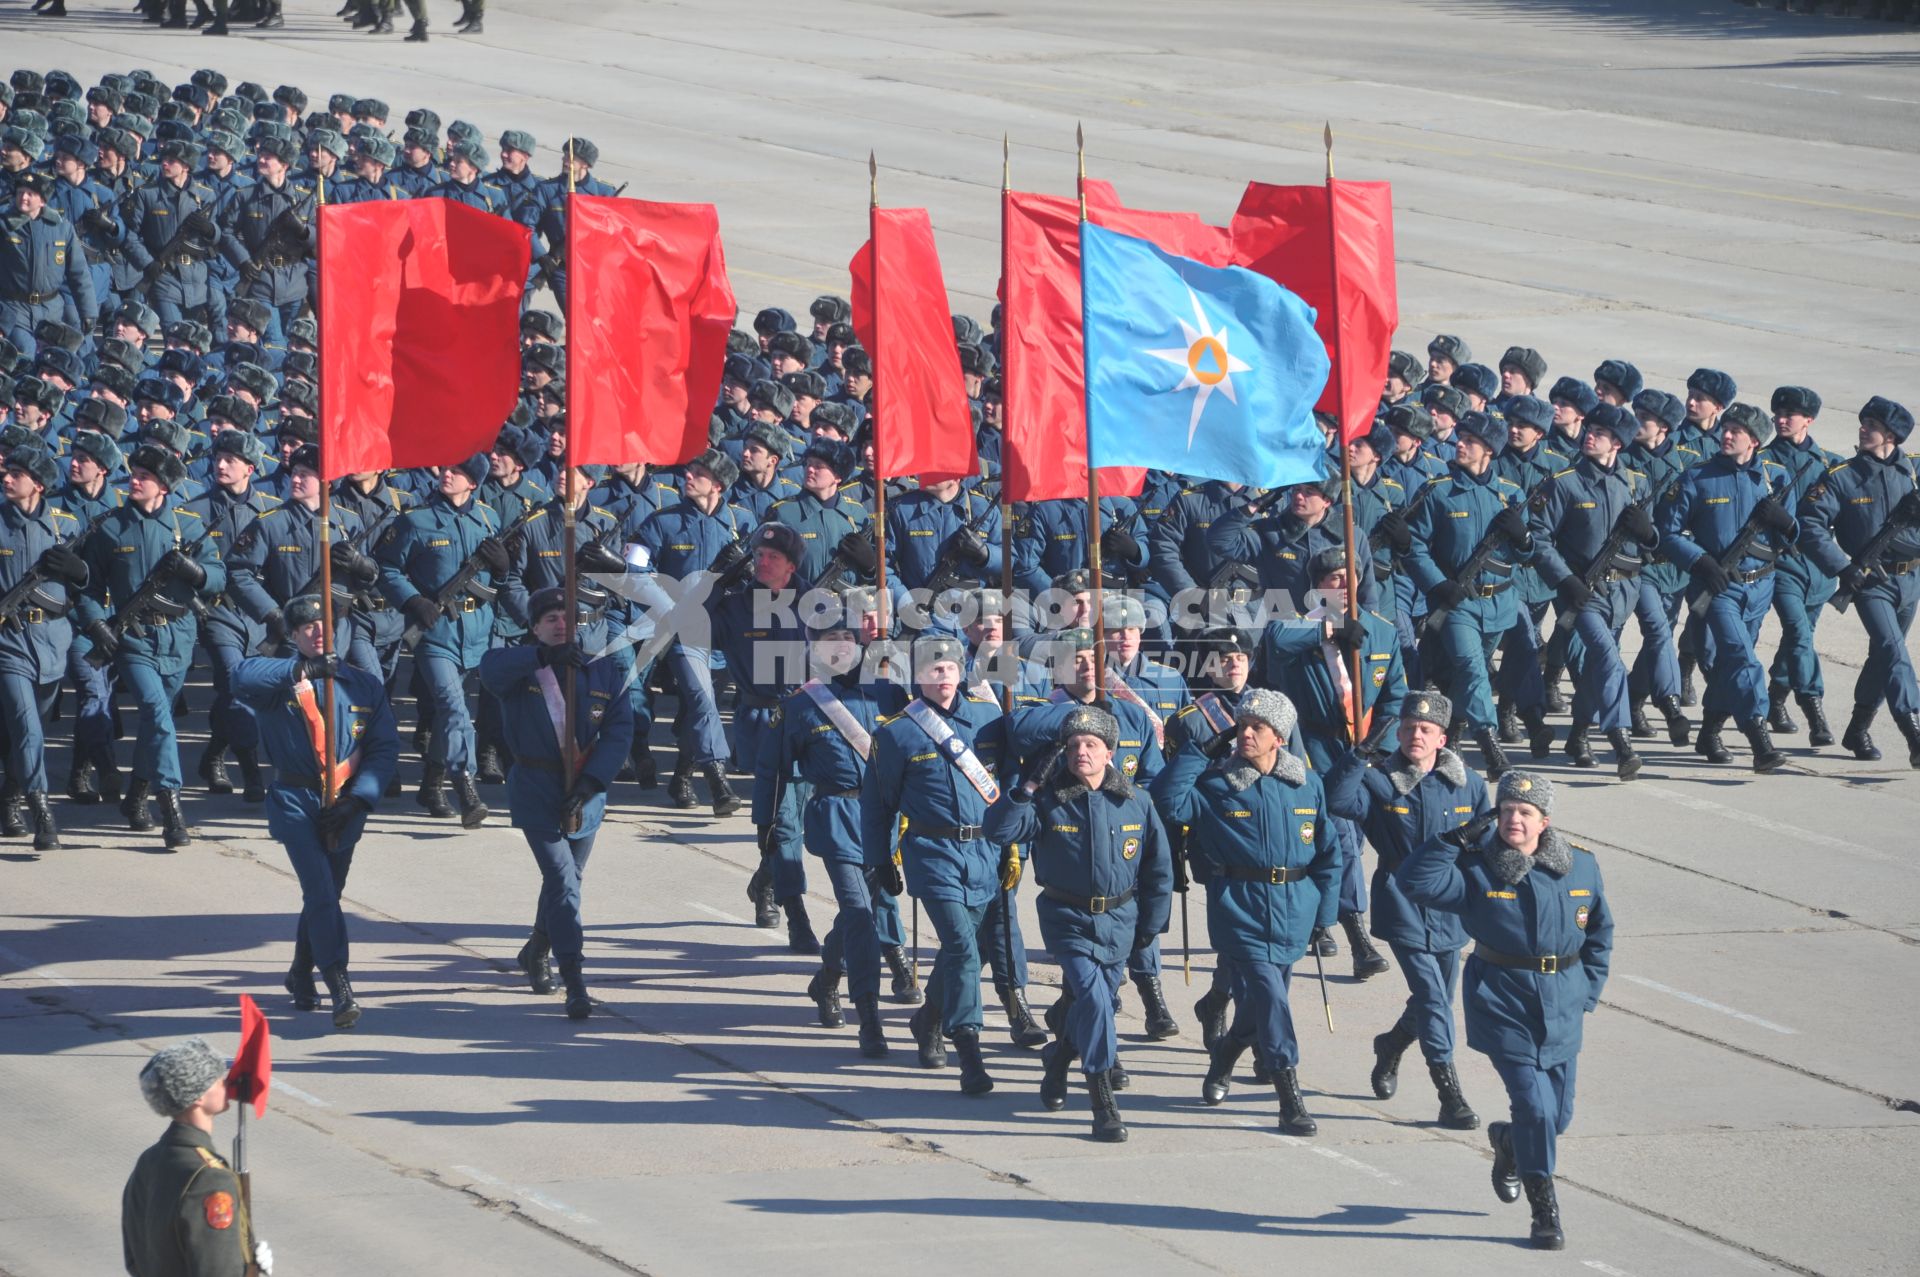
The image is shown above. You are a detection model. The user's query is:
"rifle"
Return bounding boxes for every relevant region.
[922,497,997,597]
[0,563,71,627]
[1683,494,1789,606]
[1366,472,1439,556]
[248,207,312,270]
[87,532,215,666]
[1829,507,1912,615]
[1415,478,1553,638]
[398,505,541,649]
[133,200,218,293]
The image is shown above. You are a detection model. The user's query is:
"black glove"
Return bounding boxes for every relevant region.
[1492,504,1530,543]
[330,541,379,583]
[1308,925,1329,952]
[473,536,511,575]
[1171,848,1191,894]
[943,526,990,570]
[709,539,752,584]
[1689,556,1729,596]
[36,544,87,585]
[1556,577,1593,612]
[263,609,287,646]
[1426,580,1469,612]
[81,208,118,238]
[1839,564,1872,595]
[836,530,877,575]
[85,619,119,661]
[159,548,207,589]
[1376,509,1411,554]
[183,208,216,238]
[1332,613,1367,651]
[1100,525,1141,564]
[1618,504,1658,547]
[536,641,587,669]
[1203,727,1237,760]
[294,653,339,683]
[315,795,369,844]
[563,775,603,832]
[874,857,905,898]
[1024,743,1064,790]
[1754,496,1796,534]
[402,594,442,631]
[1892,490,1920,528]
[576,540,626,575]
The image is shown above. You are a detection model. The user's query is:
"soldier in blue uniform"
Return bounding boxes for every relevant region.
[863,634,1009,1095]
[328,465,413,681]
[74,445,224,849]
[3,172,97,357]
[480,586,635,1021]
[1205,477,1376,611]
[0,444,85,852]
[730,422,801,522]
[1154,689,1337,1135]
[532,138,616,313]
[391,128,444,199]
[427,139,510,217]
[765,437,870,589]
[1326,691,1491,1129]
[118,141,219,329]
[375,452,507,825]
[987,705,1172,1142]
[54,428,125,805]
[885,477,1002,596]
[44,137,116,325]
[217,135,313,346]
[1658,403,1799,771]
[475,424,552,783]
[1760,386,1845,745]
[1398,771,1614,1251]
[1148,476,1246,660]
[1622,390,1698,745]
[234,594,399,1029]
[1012,494,1145,596]
[1797,397,1920,765]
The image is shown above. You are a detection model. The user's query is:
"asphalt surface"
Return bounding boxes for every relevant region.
[3,2,1919,1275]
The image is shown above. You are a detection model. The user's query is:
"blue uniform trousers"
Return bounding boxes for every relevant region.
[1695,579,1772,722]
[1387,944,1460,1064]
[1227,959,1299,1069]
[740,704,807,898]
[202,638,259,748]
[819,859,882,1002]
[1627,580,1682,703]
[1058,953,1126,1074]
[1494,606,1548,713]
[923,895,993,1035]
[525,827,597,961]
[665,644,727,765]
[977,886,1031,989]
[66,647,119,762]
[0,298,62,357]
[1435,608,1505,731]
[270,784,365,972]
[1768,569,1834,699]
[115,655,188,790]
[1491,1055,1578,1177]
[0,674,59,793]
[1565,584,1632,732]
[416,654,476,775]
[1854,576,1920,715]
[1127,936,1159,980]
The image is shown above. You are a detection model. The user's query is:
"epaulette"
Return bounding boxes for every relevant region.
[1550,467,1575,479]
[1366,608,1391,624]
[525,507,550,524]
[1421,474,1447,490]
[1825,460,1850,475]
[874,712,898,727]
[254,505,287,521]
[1380,476,1405,494]
[1494,476,1522,491]
[175,507,204,521]
[767,497,792,513]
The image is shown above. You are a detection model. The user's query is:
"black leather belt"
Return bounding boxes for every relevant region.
[1473,944,1582,974]
[14,290,59,305]
[912,823,983,841]
[1475,580,1512,598]
[1729,565,1775,584]
[820,787,862,800]
[1221,864,1308,884]
[1041,884,1136,914]
[1885,557,1920,576]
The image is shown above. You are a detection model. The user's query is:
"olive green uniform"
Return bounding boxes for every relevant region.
[121,1124,254,1277]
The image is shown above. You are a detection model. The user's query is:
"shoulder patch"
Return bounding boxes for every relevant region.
[203,1190,235,1230]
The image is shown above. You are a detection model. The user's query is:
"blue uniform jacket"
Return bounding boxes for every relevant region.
[1205,504,1378,609]
[182,485,281,649]
[374,493,502,666]
[1623,438,1701,594]
[1397,825,1614,1067]
[767,489,870,588]
[232,656,399,812]
[1258,609,1406,756]
[2,207,97,327]
[76,501,225,669]
[1009,694,1163,789]
[635,497,750,581]
[1763,434,1846,589]
[1149,479,1242,596]
[1012,496,1143,594]
[225,500,367,624]
[1404,466,1526,627]
[885,486,1003,592]
[1658,453,1794,574]
[0,498,85,682]
[753,672,907,864]
[1528,456,1642,589]
[861,690,1008,908]
[1325,747,1489,951]
[1798,450,1920,578]
[478,645,635,837]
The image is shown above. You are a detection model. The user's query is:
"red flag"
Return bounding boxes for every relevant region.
[1230,180,1397,443]
[224,994,271,1118]
[567,195,736,467]
[319,199,530,479]
[848,208,978,484]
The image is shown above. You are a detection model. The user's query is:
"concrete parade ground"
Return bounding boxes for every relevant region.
[2,1,1918,1274]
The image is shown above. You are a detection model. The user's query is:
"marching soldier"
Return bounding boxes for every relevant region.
[219,135,314,345]
[1622,390,1698,745]
[234,595,399,1029]
[1325,691,1490,1130]
[329,467,415,682]
[479,586,635,1020]
[56,428,125,806]
[3,171,97,357]
[118,140,220,330]
[1398,772,1614,1251]
[884,475,1001,595]
[1762,386,1845,745]
[985,705,1173,1142]
[765,437,870,589]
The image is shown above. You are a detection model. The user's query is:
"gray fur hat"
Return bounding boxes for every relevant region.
[1496,770,1554,817]
[1233,688,1296,740]
[1060,705,1120,750]
[1403,690,1452,730]
[138,1037,225,1117]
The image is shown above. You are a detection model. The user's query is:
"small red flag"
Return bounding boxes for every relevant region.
[566,195,736,467]
[224,994,271,1118]
[1230,180,1398,444]
[318,198,531,479]
[849,208,978,484]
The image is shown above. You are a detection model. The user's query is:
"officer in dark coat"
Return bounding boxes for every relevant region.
[1398,771,1614,1251]
[122,1037,268,1277]
[986,705,1172,1143]
[2,171,97,356]
[1325,691,1491,1129]
[479,585,635,1020]
[234,594,399,1030]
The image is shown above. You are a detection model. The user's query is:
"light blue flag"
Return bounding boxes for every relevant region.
[1081,220,1330,488]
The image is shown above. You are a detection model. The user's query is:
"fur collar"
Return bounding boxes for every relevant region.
[1487,827,1572,884]
[1387,747,1466,796]
[1221,748,1307,792]
[1052,765,1132,803]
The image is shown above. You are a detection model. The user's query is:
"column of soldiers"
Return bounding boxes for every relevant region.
[4,61,1915,1261]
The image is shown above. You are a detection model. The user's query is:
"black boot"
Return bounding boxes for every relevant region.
[27,793,59,852]
[1524,1175,1565,1250]
[807,964,844,1027]
[1341,912,1389,979]
[558,955,591,1020]
[460,13,483,31]
[158,788,192,849]
[285,938,319,1010]
[630,746,657,788]
[1520,706,1554,759]
[1563,720,1596,768]
[1654,694,1690,747]
[67,754,100,804]
[404,17,427,39]
[235,747,266,803]
[997,983,1050,1049]
[1695,714,1731,764]
[951,1027,994,1095]
[1201,1036,1247,1105]
[1606,728,1641,781]
[322,964,360,1029]
[0,787,25,837]
[453,772,489,827]
[1194,985,1231,1052]
[783,896,821,954]
[882,945,922,1004]
[199,738,233,794]
[1429,1060,1479,1129]
[703,762,740,816]
[122,778,155,832]
[1108,1057,1131,1091]
[1678,654,1698,707]
[1628,698,1655,739]
[1039,1038,1074,1111]
[1130,972,1179,1039]
[909,995,947,1069]
[1088,1068,1127,1142]
[1474,730,1511,779]
[1768,684,1798,734]
[256,1,282,23]
[1895,710,1920,769]
[202,15,228,31]
[1842,704,1883,761]
[476,743,506,784]
[668,757,697,807]
[747,860,780,927]
[416,764,454,818]
[516,928,555,995]
[1314,927,1338,958]
[1487,1120,1522,1203]
[854,994,888,1058]
[1274,1066,1318,1135]
[1738,717,1786,773]
[1370,1020,1415,1099]
[1497,699,1521,745]
[1797,694,1834,747]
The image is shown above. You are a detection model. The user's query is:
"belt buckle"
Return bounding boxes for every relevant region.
[1267,867,1285,884]
[461,597,477,612]
[1538,954,1559,974]
[25,608,43,624]
[1088,895,1108,914]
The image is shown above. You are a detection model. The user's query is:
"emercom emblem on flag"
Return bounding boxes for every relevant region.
[1144,288,1253,445]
